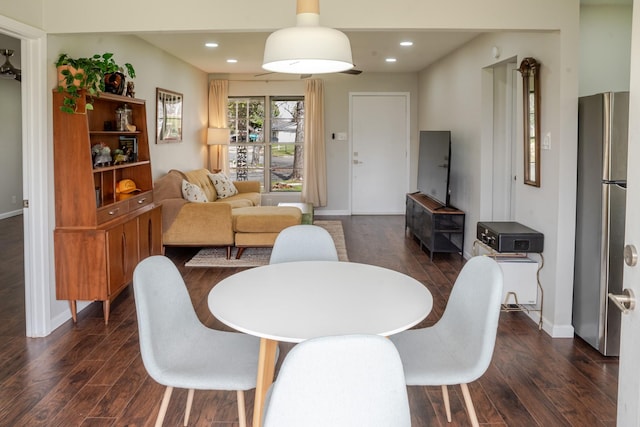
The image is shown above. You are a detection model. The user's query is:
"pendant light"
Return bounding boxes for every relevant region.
[0,49,21,82]
[262,0,354,74]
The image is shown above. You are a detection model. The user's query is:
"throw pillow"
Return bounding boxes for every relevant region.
[208,173,238,199]
[181,180,208,203]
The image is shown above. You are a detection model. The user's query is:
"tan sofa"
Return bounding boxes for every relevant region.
[153,168,301,258]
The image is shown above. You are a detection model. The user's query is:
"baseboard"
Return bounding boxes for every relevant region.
[315,209,351,216]
[50,301,92,331]
[0,209,23,220]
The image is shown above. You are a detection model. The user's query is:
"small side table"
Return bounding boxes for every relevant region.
[278,202,314,224]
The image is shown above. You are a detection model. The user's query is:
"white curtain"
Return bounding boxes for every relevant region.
[302,79,327,207]
[208,80,229,173]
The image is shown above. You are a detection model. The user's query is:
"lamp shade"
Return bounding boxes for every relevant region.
[262,0,353,74]
[207,127,230,145]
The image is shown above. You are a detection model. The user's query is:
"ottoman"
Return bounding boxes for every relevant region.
[232,206,302,258]
[277,202,314,224]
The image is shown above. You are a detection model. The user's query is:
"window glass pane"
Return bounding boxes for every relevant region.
[229,144,265,186]
[270,99,304,143]
[227,96,303,192]
[228,97,265,184]
[270,143,304,192]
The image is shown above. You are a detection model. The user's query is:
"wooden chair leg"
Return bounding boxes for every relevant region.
[237,390,247,427]
[441,385,451,422]
[460,383,479,427]
[184,389,195,426]
[155,386,174,427]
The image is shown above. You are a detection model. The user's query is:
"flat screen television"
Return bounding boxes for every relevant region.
[417,130,451,207]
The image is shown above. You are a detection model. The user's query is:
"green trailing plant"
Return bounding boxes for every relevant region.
[55,53,136,114]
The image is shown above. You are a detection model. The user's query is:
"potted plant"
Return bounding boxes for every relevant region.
[55,53,136,113]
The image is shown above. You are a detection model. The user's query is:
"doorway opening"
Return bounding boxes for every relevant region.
[1,15,51,337]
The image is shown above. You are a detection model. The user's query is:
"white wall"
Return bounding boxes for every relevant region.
[580,4,633,96]
[0,34,22,218]
[221,73,419,212]
[46,34,208,326]
[48,34,209,181]
[0,0,43,29]
[418,30,577,337]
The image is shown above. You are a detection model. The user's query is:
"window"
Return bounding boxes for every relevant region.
[227,96,304,192]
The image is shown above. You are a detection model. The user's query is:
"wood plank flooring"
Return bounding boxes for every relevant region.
[0,214,618,426]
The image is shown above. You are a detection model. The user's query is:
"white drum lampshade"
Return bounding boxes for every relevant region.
[262,0,354,75]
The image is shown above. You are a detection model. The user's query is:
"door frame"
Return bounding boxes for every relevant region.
[0,15,51,337]
[348,92,410,215]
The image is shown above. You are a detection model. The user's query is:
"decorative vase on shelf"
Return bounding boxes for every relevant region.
[104,72,125,95]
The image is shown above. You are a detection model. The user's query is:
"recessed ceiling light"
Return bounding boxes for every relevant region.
[400,41,413,47]
[385,58,397,63]
[205,42,219,48]
[227,59,238,63]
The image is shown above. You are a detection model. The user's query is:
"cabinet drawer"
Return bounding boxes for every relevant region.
[128,192,153,211]
[97,202,129,223]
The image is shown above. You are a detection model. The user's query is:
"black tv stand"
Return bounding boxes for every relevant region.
[405,193,465,261]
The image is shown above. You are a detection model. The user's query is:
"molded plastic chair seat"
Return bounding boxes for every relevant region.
[269,224,338,264]
[263,334,411,427]
[390,256,503,427]
[133,255,266,427]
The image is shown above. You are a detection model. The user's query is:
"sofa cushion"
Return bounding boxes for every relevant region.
[208,172,238,198]
[153,169,186,202]
[184,168,219,201]
[181,180,208,203]
[232,206,302,233]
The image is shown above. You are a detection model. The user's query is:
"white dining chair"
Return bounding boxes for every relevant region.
[269,224,339,264]
[133,255,265,427]
[262,334,411,427]
[390,255,503,427]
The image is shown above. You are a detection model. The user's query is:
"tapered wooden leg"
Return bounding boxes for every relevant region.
[460,383,479,427]
[156,386,174,427]
[69,300,77,323]
[252,338,278,427]
[226,246,232,260]
[441,385,451,422]
[103,299,110,325]
[236,247,246,259]
[237,390,246,427]
[184,388,194,426]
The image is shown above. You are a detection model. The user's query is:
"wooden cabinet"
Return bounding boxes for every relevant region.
[405,193,465,260]
[53,90,162,324]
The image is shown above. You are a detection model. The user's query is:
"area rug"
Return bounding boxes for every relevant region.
[185,220,348,267]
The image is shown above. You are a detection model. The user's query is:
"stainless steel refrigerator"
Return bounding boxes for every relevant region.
[573,91,628,356]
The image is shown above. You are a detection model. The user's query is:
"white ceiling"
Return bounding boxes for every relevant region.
[137,30,481,76]
[134,0,630,77]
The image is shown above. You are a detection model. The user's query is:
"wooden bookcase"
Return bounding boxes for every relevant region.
[405,193,465,260]
[53,90,162,324]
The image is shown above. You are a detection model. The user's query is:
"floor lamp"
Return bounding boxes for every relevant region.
[207,127,230,172]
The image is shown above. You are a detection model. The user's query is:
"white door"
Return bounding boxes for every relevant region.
[350,93,409,214]
[617,4,640,424]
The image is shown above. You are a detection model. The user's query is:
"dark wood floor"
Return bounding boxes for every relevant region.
[0,215,618,426]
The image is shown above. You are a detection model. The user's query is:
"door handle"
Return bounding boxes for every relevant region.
[608,289,636,314]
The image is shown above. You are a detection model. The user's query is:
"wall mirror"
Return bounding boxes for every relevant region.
[518,57,541,187]
[156,88,183,143]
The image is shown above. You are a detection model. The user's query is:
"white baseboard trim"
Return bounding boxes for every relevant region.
[0,209,23,220]
[315,209,351,216]
[522,309,574,338]
[50,301,92,331]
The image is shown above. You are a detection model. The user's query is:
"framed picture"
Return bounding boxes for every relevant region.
[156,88,183,143]
[119,135,138,162]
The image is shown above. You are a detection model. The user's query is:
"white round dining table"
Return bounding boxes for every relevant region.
[208,260,433,427]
